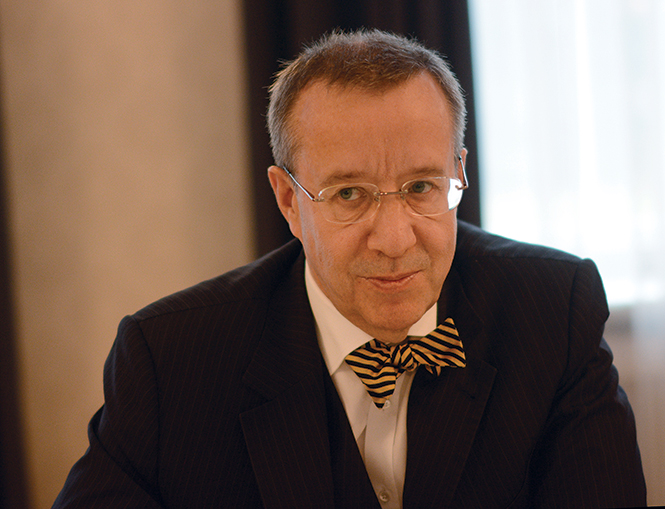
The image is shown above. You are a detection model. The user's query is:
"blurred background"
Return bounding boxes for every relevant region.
[0,0,662,507]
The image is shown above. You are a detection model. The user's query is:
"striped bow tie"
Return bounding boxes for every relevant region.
[345,318,466,408]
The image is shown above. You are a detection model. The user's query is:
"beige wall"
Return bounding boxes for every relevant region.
[0,0,253,506]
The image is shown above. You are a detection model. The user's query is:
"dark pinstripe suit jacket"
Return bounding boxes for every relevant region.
[53,221,646,508]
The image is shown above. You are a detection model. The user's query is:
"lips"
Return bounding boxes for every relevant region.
[363,271,420,290]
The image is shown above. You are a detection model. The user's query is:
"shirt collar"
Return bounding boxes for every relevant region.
[304,261,438,376]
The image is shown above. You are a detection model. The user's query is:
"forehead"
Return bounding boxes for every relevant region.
[289,73,454,179]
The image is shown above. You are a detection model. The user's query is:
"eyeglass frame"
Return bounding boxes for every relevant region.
[281,155,469,224]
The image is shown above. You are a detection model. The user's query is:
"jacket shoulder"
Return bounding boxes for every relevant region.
[132,239,303,322]
[456,220,581,265]
[453,221,598,317]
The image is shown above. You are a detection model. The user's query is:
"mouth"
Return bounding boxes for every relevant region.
[363,271,420,290]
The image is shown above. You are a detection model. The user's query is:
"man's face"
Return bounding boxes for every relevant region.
[269,73,465,344]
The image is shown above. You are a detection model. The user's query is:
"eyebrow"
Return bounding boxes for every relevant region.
[318,171,368,188]
[318,166,447,188]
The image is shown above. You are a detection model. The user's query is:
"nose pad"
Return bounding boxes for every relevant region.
[374,191,412,217]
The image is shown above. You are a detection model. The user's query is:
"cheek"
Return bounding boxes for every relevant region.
[300,221,362,290]
[305,227,355,273]
[422,217,457,275]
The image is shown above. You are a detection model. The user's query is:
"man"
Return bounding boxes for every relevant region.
[53,30,646,508]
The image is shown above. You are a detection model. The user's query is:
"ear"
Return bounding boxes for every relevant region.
[267,165,303,240]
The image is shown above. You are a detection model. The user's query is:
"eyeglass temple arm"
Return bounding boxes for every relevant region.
[282,166,319,201]
[457,155,469,190]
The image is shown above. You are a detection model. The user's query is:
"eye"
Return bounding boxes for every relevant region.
[336,186,364,201]
[408,180,435,194]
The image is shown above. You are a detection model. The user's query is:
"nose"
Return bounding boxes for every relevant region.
[366,194,417,258]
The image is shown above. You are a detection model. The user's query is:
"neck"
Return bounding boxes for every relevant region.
[370,328,411,345]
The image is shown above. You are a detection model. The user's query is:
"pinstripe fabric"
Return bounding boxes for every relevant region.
[345,319,466,407]
[52,221,646,509]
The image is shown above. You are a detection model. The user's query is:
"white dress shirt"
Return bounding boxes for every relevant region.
[305,262,437,509]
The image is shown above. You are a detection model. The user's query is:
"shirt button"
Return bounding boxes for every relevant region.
[378,490,391,503]
[382,399,391,409]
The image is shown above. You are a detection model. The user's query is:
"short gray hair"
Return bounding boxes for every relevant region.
[267,29,467,170]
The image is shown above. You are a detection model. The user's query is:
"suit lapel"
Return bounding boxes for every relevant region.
[403,267,497,509]
[240,255,336,509]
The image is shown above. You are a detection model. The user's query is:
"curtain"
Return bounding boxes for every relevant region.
[470,0,665,310]
[0,113,29,509]
[242,0,480,255]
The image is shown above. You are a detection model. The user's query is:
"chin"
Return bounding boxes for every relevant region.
[367,305,427,334]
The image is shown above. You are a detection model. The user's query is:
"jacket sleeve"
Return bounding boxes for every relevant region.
[52,316,165,508]
[530,259,646,508]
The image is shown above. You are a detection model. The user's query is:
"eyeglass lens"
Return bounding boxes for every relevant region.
[320,177,463,224]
